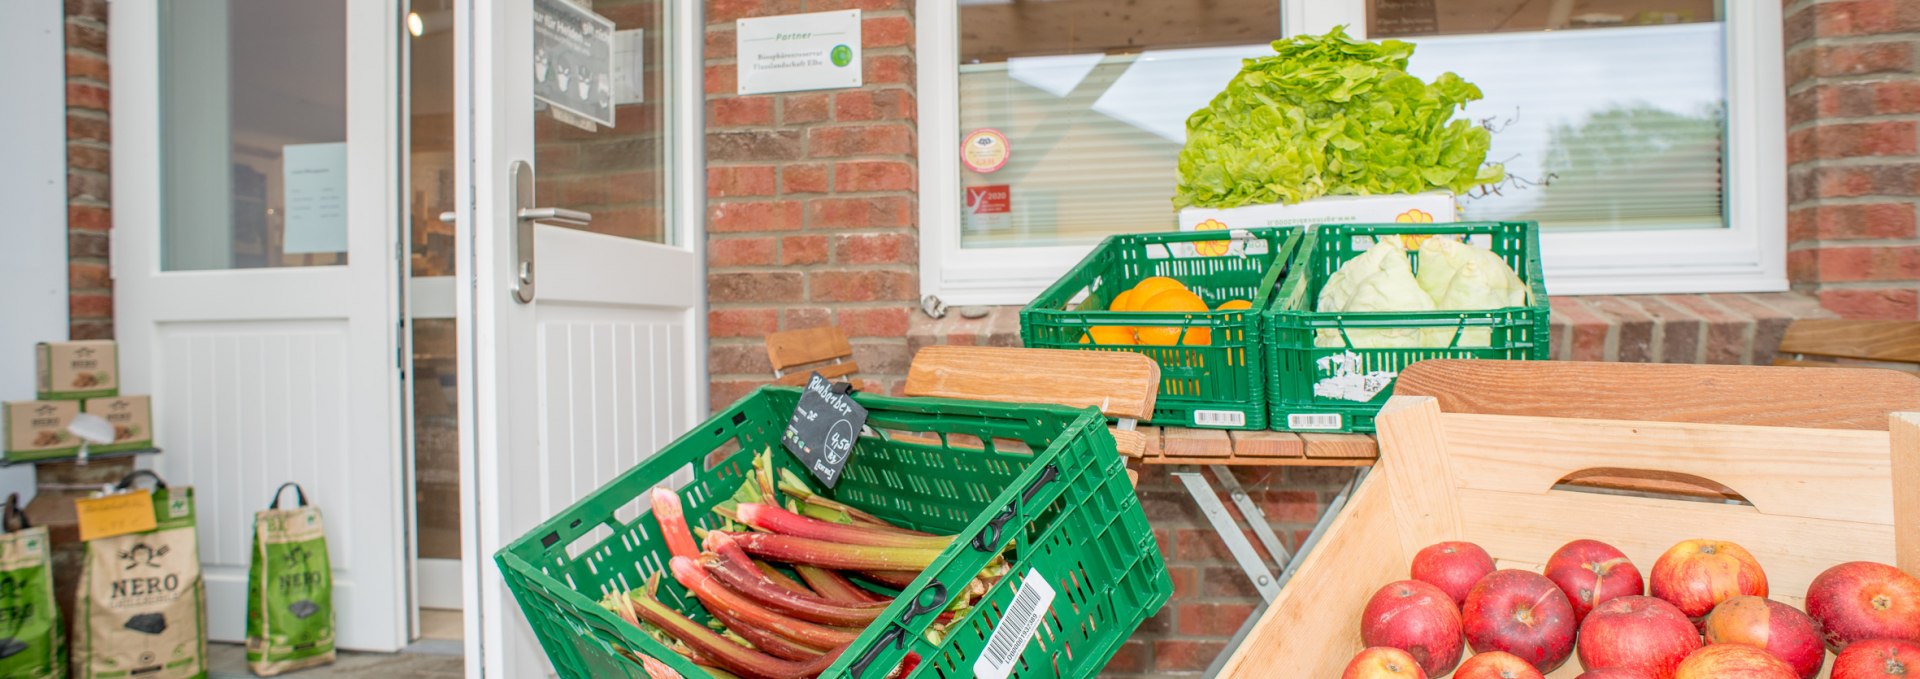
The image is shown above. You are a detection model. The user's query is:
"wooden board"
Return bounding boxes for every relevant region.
[1301,433,1378,459]
[1139,426,1161,458]
[1146,456,1374,467]
[1395,359,1920,431]
[1778,319,1920,365]
[904,346,1160,420]
[1110,428,1147,459]
[771,360,860,386]
[1161,427,1230,457]
[765,326,855,371]
[1221,381,1919,679]
[1226,430,1303,457]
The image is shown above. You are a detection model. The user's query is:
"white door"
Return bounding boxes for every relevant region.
[112,0,408,651]
[456,0,707,676]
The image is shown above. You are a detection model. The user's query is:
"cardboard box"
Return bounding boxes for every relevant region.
[83,395,152,454]
[36,339,118,400]
[1178,192,1458,231]
[3,400,81,462]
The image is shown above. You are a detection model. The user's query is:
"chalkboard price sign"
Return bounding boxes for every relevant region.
[781,372,868,489]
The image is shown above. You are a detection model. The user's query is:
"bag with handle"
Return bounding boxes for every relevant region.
[0,494,64,679]
[73,471,207,679]
[246,482,335,675]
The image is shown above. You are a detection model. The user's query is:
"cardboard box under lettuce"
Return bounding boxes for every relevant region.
[82,395,152,454]
[36,339,118,400]
[3,400,80,462]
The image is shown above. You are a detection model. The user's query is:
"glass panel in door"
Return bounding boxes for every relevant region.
[532,0,672,244]
[159,0,349,269]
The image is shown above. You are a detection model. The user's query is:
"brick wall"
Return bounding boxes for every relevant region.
[703,0,921,411]
[66,0,111,340]
[1785,0,1920,319]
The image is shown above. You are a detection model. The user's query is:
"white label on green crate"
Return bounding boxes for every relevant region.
[1288,413,1343,430]
[974,568,1056,679]
[1314,351,1397,402]
[1192,410,1246,427]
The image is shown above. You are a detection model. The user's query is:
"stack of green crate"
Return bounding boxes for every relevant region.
[1020,228,1300,430]
[1263,221,1550,433]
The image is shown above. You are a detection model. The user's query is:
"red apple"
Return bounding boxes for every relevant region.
[1414,541,1497,607]
[1463,569,1577,673]
[1456,651,1547,679]
[1672,644,1798,679]
[1577,670,1653,679]
[1361,580,1464,677]
[1546,539,1645,625]
[1650,539,1769,624]
[1703,595,1826,679]
[1343,647,1430,679]
[1831,638,1920,679]
[1576,596,1701,679]
[1806,561,1920,653]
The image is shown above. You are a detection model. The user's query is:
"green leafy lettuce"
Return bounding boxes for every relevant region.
[1174,27,1505,209]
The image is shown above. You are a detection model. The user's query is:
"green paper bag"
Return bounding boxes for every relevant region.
[0,494,64,679]
[73,471,207,679]
[245,483,335,675]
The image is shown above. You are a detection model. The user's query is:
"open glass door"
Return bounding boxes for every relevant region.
[113,0,408,651]
[454,0,706,674]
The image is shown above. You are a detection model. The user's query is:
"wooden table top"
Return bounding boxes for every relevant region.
[1134,426,1377,466]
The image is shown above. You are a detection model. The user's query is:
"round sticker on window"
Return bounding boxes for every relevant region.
[961,129,1011,174]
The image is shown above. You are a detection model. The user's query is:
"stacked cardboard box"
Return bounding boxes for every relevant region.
[4,340,152,463]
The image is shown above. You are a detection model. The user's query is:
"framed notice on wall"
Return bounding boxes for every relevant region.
[736,10,862,95]
[533,0,616,127]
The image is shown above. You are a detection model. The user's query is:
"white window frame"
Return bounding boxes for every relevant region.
[917,0,1787,305]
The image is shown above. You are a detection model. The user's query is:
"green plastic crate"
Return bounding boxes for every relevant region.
[1266,221,1550,433]
[496,386,1171,679]
[1021,228,1300,430]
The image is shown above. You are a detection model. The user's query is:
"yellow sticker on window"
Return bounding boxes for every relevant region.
[76,490,156,542]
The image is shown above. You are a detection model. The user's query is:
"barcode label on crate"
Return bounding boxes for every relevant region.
[1287,413,1343,430]
[974,569,1056,679]
[1193,410,1246,427]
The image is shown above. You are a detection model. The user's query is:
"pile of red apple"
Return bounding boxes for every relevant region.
[1342,538,1920,678]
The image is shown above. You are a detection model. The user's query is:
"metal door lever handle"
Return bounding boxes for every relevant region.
[516,207,593,226]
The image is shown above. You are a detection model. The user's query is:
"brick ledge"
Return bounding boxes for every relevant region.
[904,293,1835,366]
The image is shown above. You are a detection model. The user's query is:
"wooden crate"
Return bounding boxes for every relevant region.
[1220,362,1920,678]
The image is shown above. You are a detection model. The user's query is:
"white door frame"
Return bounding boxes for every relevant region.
[111,0,409,652]
[454,0,709,675]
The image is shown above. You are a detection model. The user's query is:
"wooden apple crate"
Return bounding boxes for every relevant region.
[1219,360,1920,678]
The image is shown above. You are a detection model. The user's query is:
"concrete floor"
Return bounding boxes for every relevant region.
[206,642,464,678]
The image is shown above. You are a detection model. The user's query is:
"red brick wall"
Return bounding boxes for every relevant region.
[66,0,111,340]
[1785,0,1920,319]
[703,0,921,411]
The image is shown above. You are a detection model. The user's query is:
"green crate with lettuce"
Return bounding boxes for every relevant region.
[1173,27,1503,233]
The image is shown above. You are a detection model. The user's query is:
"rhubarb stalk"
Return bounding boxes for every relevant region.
[702,554,892,626]
[737,503,952,550]
[704,602,824,661]
[651,488,701,561]
[796,565,888,604]
[854,570,923,590]
[725,532,946,572]
[756,561,813,595]
[625,580,845,679]
[669,556,862,650]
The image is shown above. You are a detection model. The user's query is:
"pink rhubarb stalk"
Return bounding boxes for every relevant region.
[701,553,892,627]
[796,565,888,604]
[855,570,923,590]
[756,561,813,595]
[651,488,701,561]
[625,580,845,679]
[737,503,952,550]
[724,532,946,572]
[704,601,824,661]
[669,556,862,650]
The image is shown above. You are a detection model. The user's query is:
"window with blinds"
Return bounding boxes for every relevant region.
[953,0,1729,249]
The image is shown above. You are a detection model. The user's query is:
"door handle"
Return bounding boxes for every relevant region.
[506,161,595,304]
[515,207,593,226]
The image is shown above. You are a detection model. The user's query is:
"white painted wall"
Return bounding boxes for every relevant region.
[0,1,73,501]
